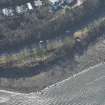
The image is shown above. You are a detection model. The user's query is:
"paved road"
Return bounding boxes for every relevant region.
[0,63,105,104]
[42,63,105,105]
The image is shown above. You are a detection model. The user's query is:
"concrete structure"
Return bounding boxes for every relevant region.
[49,0,59,4]
[26,2,33,10]
[2,8,14,16]
[1,0,45,16]
[50,0,75,4]
[15,5,26,13]
[34,0,43,7]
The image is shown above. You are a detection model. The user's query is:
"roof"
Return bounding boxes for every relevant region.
[49,0,59,4]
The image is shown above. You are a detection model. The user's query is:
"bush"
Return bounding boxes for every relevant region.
[62,37,75,55]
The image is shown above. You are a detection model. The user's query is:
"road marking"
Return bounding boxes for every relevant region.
[73,63,104,78]
[0,90,22,95]
[43,63,104,91]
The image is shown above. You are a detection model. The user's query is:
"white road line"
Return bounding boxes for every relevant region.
[0,90,22,95]
[73,63,104,78]
[43,63,104,91]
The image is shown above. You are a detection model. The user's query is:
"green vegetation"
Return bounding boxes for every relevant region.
[0,0,103,51]
[1,0,105,68]
[62,37,75,55]
[1,16,105,68]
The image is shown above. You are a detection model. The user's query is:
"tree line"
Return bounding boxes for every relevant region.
[0,0,103,52]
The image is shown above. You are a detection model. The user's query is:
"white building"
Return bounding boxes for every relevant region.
[26,2,33,10]
[15,5,28,14]
[2,8,14,16]
[16,6,23,13]
[34,0,43,7]
[49,0,59,4]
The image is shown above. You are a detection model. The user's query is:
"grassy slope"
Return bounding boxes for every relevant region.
[1,16,105,68]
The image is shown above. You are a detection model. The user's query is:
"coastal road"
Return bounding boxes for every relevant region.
[0,63,105,105]
[42,63,105,105]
